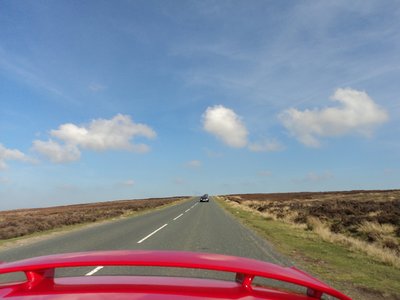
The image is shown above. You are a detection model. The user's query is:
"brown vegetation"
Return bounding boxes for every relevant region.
[222,190,400,267]
[0,197,187,240]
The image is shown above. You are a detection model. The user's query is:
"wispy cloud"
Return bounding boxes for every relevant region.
[185,160,201,168]
[88,82,107,92]
[120,179,135,187]
[0,144,34,170]
[204,148,223,158]
[0,176,11,184]
[170,1,400,115]
[258,170,272,177]
[294,171,334,183]
[248,139,284,152]
[174,177,186,185]
[0,48,76,103]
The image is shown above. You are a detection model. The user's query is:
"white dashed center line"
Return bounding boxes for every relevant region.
[137,223,168,244]
[85,266,104,276]
[84,203,199,276]
[173,213,184,221]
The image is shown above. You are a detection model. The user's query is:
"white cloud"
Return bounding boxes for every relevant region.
[186,160,202,168]
[202,106,284,153]
[279,88,389,147]
[202,105,248,148]
[248,139,284,152]
[51,114,156,152]
[0,144,32,170]
[32,140,81,163]
[33,114,156,163]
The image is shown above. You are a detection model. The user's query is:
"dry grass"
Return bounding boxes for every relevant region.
[218,196,400,299]
[306,216,400,268]
[0,196,188,240]
[221,190,400,269]
[358,221,396,236]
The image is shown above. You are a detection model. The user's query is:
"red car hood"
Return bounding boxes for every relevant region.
[0,250,351,300]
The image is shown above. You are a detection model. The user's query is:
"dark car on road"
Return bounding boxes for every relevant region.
[200,194,209,202]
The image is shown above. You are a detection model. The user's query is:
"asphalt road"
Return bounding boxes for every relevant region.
[0,197,291,282]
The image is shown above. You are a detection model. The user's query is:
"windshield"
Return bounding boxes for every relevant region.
[0,1,399,299]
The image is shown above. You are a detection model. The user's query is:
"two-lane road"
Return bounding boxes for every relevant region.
[0,197,290,279]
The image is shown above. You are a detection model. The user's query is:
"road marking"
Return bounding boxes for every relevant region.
[85,266,103,276]
[173,213,184,221]
[137,223,168,244]
[86,201,198,275]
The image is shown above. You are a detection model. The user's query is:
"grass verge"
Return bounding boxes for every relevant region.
[216,197,400,300]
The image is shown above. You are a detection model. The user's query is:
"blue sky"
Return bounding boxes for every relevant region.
[1,1,399,210]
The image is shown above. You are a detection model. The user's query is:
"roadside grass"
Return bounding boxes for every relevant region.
[233,190,400,259]
[0,197,189,248]
[216,197,400,300]
[305,217,400,269]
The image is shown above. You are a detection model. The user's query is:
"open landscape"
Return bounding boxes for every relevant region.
[218,190,400,299]
[0,197,188,241]
[1,191,399,299]
[1,2,399,299]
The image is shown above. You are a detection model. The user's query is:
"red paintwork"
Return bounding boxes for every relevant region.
[0,250,351,299]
